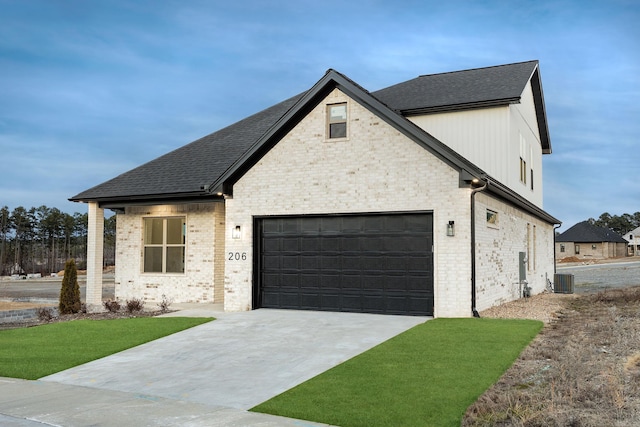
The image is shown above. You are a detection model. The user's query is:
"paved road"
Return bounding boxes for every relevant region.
[2,261,639,301]
[556,260,640,294]
[0,276,115,301]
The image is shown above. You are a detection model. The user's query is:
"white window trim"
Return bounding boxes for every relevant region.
[142,216,187,274]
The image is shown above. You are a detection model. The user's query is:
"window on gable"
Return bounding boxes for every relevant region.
[327,103,347,139]
[143,217,186,273]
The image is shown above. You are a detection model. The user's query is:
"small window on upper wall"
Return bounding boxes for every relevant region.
[520,158,527,184]
[327,103,347,139]
[486,209,498,227]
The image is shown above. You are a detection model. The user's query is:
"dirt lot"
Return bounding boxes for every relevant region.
[466,287,640,426]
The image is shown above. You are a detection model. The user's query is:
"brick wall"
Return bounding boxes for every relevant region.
[114,203,223,304]
[474,192,556,311]
[224,88,473,317]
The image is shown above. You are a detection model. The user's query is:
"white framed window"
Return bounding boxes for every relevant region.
[519,133,528,185]
[486,209,499,228]
[327,103,347,139]
[143,217,186,273]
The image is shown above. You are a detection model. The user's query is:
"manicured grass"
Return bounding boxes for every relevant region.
[0,317,213,380]
[252,318,542,427]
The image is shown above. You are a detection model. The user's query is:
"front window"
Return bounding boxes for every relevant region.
[327,103,347,139]
[143,217,186,273]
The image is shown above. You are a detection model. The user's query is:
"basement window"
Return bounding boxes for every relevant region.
[327,103,347,139]
[143,217,186,273]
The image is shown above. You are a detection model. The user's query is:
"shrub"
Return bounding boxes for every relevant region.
[103,299,121,313]
[126,298,145,313]
[59,259,81,314]
[158,294,173,313]
[36,307,55,322]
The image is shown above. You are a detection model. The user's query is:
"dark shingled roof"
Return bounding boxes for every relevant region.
[71,92,306,203]
[372,60,538,113]
[556,221,628,243]
[71,61,551,210]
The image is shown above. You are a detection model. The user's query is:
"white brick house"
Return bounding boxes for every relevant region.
[71,60,560,317]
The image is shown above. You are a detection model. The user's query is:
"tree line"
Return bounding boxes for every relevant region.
[0,205,115,277]
[587,211,640,235]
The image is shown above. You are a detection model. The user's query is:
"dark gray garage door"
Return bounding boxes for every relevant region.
[254,213,433,316]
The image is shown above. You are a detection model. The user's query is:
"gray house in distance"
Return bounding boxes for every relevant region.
[556,221,628,261]
[71,60,560,317]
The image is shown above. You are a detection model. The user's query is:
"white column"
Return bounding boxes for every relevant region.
[86,202,104,311]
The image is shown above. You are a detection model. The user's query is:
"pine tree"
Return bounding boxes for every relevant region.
[59,258,81,314]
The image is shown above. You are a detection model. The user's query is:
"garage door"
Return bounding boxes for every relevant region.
[254,213,433,316]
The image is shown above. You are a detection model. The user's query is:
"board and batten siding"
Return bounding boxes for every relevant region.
[407,79,545,208]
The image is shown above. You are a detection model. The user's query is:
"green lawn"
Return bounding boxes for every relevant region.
[253,318,542,427]
[0,317,213,379]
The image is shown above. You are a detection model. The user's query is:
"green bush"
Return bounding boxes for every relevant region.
[58,259,81,314]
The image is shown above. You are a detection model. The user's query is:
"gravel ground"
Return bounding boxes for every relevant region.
[480,292,578,324]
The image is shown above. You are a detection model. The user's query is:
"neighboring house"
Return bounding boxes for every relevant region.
[556,221,628,261]
[622,226,640,256]
[71,60,560,317]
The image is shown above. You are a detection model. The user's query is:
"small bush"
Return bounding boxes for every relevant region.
[37,307,55,322]
[158,294,173,313]
[103,299,121,313]
[126,298,145,313]
[59,259,81,314]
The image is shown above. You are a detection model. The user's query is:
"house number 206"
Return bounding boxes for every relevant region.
[228,252,247,261]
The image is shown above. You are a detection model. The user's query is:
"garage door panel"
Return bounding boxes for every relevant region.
[320,274,340,289]
[300,274,320,288]
[281,237,300,251]
[281,255,299,269]
[341,274,361,290]
[320,255,341,270]
[321,294,340,309]
[257,213,433,316]
[300,256,319,270]
[301,293,321,309]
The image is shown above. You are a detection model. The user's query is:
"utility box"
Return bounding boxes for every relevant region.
[554,273,575,294]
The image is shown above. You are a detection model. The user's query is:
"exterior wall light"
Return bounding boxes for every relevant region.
[447,221,455,237]
[232,225,241,239]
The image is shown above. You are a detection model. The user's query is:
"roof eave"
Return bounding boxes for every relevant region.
[69,191,222,210]
[400,97,521,116]
[529,65,552,154]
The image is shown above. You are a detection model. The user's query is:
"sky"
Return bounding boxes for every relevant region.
[0,0,638,231]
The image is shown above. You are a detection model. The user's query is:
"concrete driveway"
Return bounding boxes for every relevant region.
[42,308,428,410]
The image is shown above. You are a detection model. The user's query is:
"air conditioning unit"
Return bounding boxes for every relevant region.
[554,273,574,294]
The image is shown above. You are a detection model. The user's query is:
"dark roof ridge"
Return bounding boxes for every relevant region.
[416,59,538,78]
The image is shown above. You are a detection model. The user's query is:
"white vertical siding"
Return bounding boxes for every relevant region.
[408,83,546,209]
[408,106,510,186]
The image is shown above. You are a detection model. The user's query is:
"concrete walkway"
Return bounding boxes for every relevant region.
[1,306,428,426]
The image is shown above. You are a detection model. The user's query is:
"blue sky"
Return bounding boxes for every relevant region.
[1,0,638,230]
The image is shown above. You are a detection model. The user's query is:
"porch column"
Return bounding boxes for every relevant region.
[86,202,104,311]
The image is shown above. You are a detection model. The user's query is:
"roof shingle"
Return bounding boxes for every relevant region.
[556,221,628,243]
[70,61,547,205]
